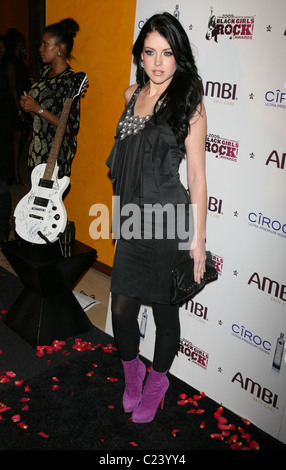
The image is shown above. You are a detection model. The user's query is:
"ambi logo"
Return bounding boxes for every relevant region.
[208,196,223,217]
[232,372,278,409]
[184,299,209,322]
[248,272,286,302]
[204,81,237,101]
[265,150,286,170]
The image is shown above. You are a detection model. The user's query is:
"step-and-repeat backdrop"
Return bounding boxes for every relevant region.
[106,0,286,443]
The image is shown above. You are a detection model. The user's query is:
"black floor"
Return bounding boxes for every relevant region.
[0,265,285,452]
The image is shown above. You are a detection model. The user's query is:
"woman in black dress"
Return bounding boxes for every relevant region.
[107,12,207,423]
[20,18,81,179]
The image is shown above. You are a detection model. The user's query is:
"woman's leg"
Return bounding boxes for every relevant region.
[111,295,180,367]
[152,302,180,372]
[111,293,146,412]
[111,293,141,360]
[132,302,180,423]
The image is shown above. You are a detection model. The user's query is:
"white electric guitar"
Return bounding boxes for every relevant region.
[14,72,88,244]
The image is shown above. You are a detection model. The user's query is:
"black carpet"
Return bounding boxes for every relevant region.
[0,265,285,453]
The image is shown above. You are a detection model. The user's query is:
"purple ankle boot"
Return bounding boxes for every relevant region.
[121,356,146,413]
[132,367,169,423]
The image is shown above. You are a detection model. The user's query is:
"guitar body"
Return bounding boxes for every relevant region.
[14,163,70,244]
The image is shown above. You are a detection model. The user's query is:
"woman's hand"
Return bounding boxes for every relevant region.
[190,238,206,284]
[20,93,40,114]
[19,92,69,132]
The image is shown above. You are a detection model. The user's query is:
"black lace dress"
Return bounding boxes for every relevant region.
[106,87,192,304]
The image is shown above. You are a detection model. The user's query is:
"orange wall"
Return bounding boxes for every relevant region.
[46,0,137,267]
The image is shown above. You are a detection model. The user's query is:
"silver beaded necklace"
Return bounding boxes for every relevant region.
[118,87,165,140]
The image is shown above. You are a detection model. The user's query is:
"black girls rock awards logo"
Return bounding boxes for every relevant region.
[206,7,255,42]
[178,338,209,371]
[206,133,239,162]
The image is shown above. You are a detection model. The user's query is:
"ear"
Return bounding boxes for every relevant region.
[58,43,66,57]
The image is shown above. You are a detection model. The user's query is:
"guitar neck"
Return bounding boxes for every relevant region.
[43,97,73,180]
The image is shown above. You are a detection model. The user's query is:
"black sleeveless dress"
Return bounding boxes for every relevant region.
[106,87,193,305]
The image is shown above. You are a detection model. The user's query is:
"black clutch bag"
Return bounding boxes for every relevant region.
[170,251,218,304]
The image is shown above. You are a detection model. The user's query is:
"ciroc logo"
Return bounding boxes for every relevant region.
[265,89,286,110]
[231,323,271,354]
[248,211,286,238]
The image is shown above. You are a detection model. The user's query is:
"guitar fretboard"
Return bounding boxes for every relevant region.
[43,97,73,180]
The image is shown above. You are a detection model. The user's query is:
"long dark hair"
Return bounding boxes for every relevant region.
[44,18,79,60]
[132,12,203,151]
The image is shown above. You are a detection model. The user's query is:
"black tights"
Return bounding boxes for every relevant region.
[111,294,180,372]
